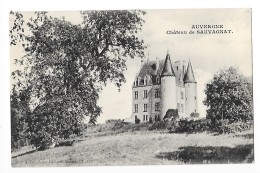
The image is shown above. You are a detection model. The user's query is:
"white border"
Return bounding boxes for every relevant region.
[1,0,259,173]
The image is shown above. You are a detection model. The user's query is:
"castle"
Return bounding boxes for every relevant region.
[131,52,198,123]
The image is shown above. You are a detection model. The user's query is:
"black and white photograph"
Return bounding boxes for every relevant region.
[5,6,256,169]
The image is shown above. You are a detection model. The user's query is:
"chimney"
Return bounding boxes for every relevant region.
[156,57,160,72]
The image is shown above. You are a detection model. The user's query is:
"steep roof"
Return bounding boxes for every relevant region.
[137,60,163,78]
[135,54,190,86]
[161,53,176,77]
[183,60,196,83]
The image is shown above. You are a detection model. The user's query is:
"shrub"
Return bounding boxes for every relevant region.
[135,118,140,124]
[105,119,124,124]
[149,117,153,124]
[211,119,253,134]
[172,118,253,134]
[172,118,211,134]
[148,121,176,131]
[164,109,179,121]
[190,112,200,118]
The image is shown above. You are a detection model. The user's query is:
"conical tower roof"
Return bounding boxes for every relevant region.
[184,60,196,83]
[161,53,175,77]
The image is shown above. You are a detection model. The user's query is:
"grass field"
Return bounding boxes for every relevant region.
[11,128,254,166]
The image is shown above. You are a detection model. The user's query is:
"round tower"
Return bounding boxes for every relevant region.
[184,60,198,118]
[160,53,177,119]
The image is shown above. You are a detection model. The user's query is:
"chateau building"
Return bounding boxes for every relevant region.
[131,52,198,123]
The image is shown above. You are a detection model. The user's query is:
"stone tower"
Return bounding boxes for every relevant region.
[160,53,177,119]
[184,60,198,117]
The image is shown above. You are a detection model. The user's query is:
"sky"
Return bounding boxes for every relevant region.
[10,9,252,123]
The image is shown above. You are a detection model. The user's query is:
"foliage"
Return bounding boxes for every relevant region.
[135,118,140,124]
[190,112,199,118]
[148,117,153,124]
[172,118,211,134]
[164,109,178,121]
[211,119,253,134]
[148,120,176,131]
[10,11,146,149]
[10,73,31,150]
[9,11,25,46]
[105,119,124,124]
[171,118,253,134]
[204,67,253,125]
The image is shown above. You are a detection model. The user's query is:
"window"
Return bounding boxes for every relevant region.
[156,77,160,84]
[181,92,184,100]
[144,90,148,98]
[194,96,196,100]
[143,115,145,122]
[135,115,137,120]
[134,104,138,113]
[134,91,138,99]
[155,102,160,111]
[155,89,160,98]
[144,104,148,112]
[177,103,180,112]
[181,104,184,113]
[144,78,148,85]
[146,115,148,121]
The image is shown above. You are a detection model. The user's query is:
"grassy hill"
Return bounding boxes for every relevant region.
[11,121,253,166]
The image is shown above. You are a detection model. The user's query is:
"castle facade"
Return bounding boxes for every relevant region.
[131,52,198,123]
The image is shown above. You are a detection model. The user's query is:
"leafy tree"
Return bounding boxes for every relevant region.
[10,71,31,150]
[203,67,253,126]
[9,11,25,46]
[10,11,146,149]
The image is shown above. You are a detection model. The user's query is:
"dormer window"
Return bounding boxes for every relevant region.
[156,76,160,84]
[138,77,141,85]
[144,76,147,85]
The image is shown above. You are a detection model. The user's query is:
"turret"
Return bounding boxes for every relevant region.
[160,52,177,119]
[184,60,198,118]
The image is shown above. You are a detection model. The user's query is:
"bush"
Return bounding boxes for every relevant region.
[105,119,124,124]
[148,121,176,131]
[164,109,179,121]
[190,112,199,118]
[171,118,253,134]
[149,117,153,124]
[211,119,253,134]
[172,118,211,134]
[135,118,140,124]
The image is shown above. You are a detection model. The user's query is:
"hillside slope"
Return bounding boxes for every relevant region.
[12,130,253,166]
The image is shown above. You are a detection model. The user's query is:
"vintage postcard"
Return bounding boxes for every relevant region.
[10,9,253,166]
